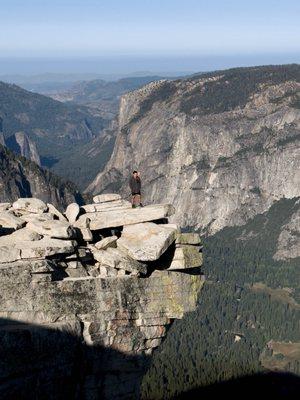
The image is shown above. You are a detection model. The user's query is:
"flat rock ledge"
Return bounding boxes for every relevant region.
[74,203,175,230]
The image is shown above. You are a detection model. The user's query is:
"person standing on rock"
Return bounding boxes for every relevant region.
[129,170,143,208]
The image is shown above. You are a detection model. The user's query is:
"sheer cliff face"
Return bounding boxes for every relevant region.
[0,145,83,209]
[5,132,41,166]
[88,65,300,234]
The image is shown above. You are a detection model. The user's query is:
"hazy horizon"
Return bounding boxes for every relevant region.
[0,54,299,79]
[1,0,299,78]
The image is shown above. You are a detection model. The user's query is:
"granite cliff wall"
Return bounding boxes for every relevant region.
[88,65,300,234]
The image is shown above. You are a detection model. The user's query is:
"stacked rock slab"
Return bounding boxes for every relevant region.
[0,194,204,400]
[117,223,178,261]
[167,233,203,270]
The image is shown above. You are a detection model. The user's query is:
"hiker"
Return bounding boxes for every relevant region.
[129,170,142,208]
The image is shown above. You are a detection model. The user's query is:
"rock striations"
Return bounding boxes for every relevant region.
[88,65,300,234]
[0,194,204,399]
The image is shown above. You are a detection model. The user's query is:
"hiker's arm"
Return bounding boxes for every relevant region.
[129,177,134,192]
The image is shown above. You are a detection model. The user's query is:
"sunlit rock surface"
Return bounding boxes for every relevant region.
[88,65,300,235]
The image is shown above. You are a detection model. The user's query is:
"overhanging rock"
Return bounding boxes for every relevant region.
[0,195,204,399]
[117,222,177,261]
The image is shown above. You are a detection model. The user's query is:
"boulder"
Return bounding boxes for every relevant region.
[74,204,175,231]
[76,216,91,229]
[20,213,55,223]
[47,203,67,221]
[93,193,121,203]
[167,245,203,270]
[65,268,88,278]
[94,236,118,250]
[162,223,181,233]
[0,203,11,212]
[85,264,101,277]
[65,203,80,224]
[78,227,93,242]
[15,238,76,259]
[0,246,21,263]
[84,263,112,278]
[27,219,75,239]
[76,247,94,262]
[65,261,88,278]
[29,259,56,274]
[176,233,201,245]
[64,259,82,269]
[98,265,108,277]
[82,200,131,213]
[12,198,48,214]
[0,228,42,245]
[106,266,118,277]
[90,247,147,275]
[0,211,26,230]
[117,222,177,261]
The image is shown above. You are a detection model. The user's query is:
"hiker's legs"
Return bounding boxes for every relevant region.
[131,194,141,207]
[132,194,138,207]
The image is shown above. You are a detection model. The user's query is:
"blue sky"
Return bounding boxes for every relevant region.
[0,0,299,74]
[1,0,300,56]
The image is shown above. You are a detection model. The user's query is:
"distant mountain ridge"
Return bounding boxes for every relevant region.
[49,76,166,119]
[0,80,107,149]
[0,80,110,188]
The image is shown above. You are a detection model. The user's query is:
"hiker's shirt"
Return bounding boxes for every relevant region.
[129,177,141,194]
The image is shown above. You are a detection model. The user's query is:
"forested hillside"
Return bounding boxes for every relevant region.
[0,81,106,150]
[140,197,300,398]
[0,81,109,189]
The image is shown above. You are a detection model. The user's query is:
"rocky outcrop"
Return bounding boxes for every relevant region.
[0,144,84,210]
[0,116,41,166]
[0,195,204,399]
[273,198,300,260]
[88,65,300,234]
[5,131,41,166]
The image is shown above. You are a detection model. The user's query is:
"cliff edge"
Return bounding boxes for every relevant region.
[0,194,204,399]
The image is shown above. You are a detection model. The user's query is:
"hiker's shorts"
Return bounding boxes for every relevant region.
[132,192,141,196]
